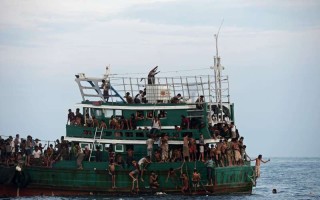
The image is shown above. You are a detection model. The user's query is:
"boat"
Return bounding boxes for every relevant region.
[0,35,255,197]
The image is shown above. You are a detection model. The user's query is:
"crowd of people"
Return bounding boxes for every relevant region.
[0,135,97,168]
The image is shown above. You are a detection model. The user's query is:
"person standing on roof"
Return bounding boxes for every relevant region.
[147,66,160,84]
[101,79,110,102]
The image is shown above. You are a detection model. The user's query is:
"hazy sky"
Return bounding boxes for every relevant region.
[0,0,319,157]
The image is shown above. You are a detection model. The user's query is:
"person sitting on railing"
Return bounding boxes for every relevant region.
[195,95,205,109]
[134,90,144,103]
[124,92,134,104]
[171,93,182,103]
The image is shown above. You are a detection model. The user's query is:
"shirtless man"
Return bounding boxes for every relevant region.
[232,138,241,166]
[149,171,160,189]
[129,160,140,193]
[124,92,134,104]
[251,155,270,178]
[183,134,190,162]
[108,161,117,189]
[180,173,189,194]
[192,169,201,188]
[215,140,223,167]
[189,137,197,161]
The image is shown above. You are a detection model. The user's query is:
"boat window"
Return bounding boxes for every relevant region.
[104,144,110,151]
[80,143,92,150]
[94,144,103,151]
[126,144,134,151]
[136,111,144,119]
[103,109,113,118]
[147,111,154,119]
[115,144,124,152]
[94,109,102,117]
[159,110,167,118]
[115,110,122,116]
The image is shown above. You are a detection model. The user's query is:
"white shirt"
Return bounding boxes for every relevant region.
[33,149,42,158]
[152,119,161,129]
[146,138,154,149]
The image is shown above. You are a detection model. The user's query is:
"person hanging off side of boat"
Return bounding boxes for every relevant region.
[250,154,270,183]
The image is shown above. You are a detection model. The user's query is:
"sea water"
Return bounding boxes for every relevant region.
[10,158,320,200]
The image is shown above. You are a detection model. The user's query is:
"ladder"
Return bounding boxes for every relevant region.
[89,127,103,161]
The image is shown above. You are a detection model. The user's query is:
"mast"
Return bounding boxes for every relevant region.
[213,21,224,122]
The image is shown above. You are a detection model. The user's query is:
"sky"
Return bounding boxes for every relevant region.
[0,0,319,157]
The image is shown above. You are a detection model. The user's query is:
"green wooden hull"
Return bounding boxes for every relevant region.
[0,161,254,196]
